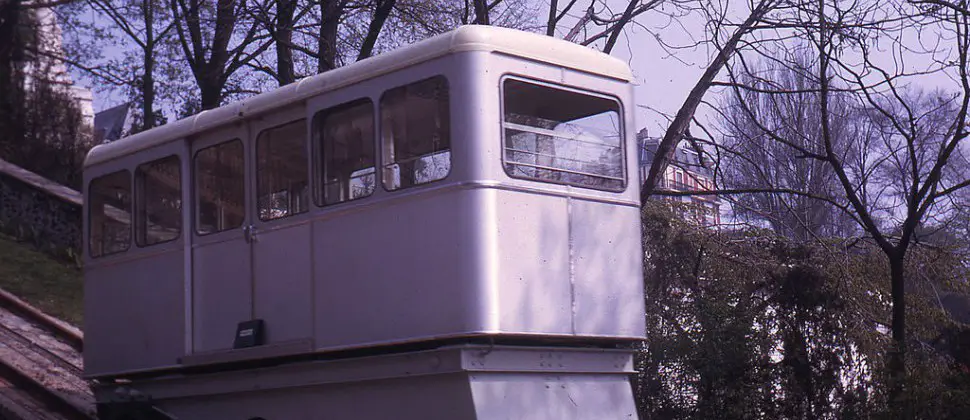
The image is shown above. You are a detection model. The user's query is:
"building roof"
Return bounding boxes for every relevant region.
[84,25,633,169]
[637,129,713,177]
[93,102,130,143]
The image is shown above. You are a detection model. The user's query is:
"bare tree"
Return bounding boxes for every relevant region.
[315,0,342,72]
[168,0,272,109]
[274,0,297,84]
[546,0,666,53]
[641,0,781,202]
[356,0,396,60]
[0,0,95,187]
[719,49,857,240]
[80,0,174,130]
[243,0,301,85]
[698,0,970,413]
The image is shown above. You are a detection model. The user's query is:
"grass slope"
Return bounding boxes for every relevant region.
[0,233,82,326]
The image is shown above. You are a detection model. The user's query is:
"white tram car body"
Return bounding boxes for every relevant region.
[83,26,644,418]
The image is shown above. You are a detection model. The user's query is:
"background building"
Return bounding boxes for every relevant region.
[23,3,95,128]
[637,128,720,225]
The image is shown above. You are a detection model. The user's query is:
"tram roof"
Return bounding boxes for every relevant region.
[83,25,633,169]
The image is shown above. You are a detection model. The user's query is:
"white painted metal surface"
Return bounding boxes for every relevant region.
[82,25,645,385]
[93,345,639,419]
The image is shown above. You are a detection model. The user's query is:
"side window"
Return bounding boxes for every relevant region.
[502,78,625,191]
[256,119,308,221]
[314,99,376,206]
[196,140,245,235]
[381,76,450,190]
[89,170,131,257]
[136,155,181,246]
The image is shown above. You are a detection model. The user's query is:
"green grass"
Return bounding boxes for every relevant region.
[0,233,82,326]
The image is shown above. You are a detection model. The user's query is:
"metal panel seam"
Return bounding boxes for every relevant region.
[567,194,577,336]
[483,189,500,331]
[182,139,193,356]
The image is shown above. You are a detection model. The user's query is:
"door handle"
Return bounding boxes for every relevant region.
[242,225,259,243]
[243,224,260,243]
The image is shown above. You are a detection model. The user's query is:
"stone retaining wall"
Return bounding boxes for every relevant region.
[0,158,82,264]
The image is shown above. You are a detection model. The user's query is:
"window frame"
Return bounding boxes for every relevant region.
[88,169,133,258]
[135,154,182,247]
[193,138,246,236]
[379,75,453,192]
[312,98,377,207]
[498,75,628,193]
[254,118,310,222]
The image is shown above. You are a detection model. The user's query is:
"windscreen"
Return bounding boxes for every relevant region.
[502,79,625,191]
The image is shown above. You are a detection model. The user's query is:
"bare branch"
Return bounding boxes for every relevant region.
[642,0,778,203]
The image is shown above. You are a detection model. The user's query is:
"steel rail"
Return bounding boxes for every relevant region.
[0,359,94,420]
[0,321,83,377]
[0,287,93,419]
[0,288,83,351]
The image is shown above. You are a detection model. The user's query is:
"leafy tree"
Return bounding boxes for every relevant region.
[635,201,970,419]
[0,0,94,188]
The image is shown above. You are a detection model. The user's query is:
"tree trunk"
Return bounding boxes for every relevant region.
[602,0,639,54]
[888,251,908,418]
[357,0,396,61]
[0,0,25,146]
[641,0,772,203]
[170,0,251,113]
[142,52,156,129]
[142,0,157,130]
[0,0,19,84]
[318,0,340,73]
[198,0,234,110]
[276,0,296,85]
[473,0,489,24]
[200,82,222,110]
[546,0,558,36]
[0,0,22,93]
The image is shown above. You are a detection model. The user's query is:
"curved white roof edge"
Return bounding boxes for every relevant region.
[84,25,633,169]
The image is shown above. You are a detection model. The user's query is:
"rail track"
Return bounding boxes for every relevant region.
[0,288,95,420]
